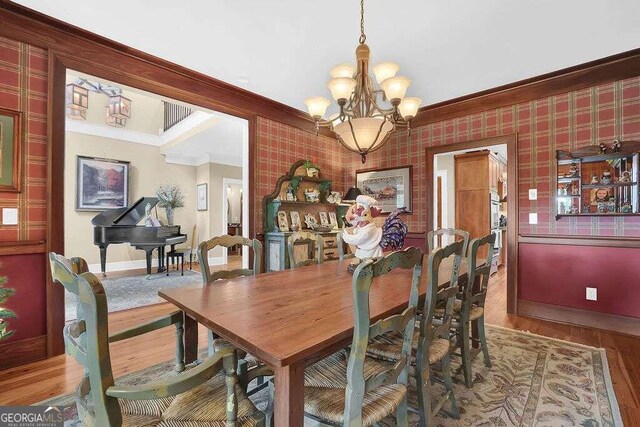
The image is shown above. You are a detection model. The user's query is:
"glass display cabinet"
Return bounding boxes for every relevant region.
[556,140,640,219]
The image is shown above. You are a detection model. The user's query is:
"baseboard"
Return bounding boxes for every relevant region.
[87,256,224,274]
[0,335,47,371]
[518,299,640,337]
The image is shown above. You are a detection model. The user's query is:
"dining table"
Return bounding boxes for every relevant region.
[159,256,467,427]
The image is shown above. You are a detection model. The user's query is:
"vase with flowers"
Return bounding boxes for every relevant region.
[155,184,185,226]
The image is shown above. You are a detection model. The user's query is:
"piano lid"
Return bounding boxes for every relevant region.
[91,197,159,227]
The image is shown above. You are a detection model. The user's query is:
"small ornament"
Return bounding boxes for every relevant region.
[583,201,591,213]
[597,202,607,213]
[590,174,599,184]
[559,202,566,215]
[620,202,632,213]
[619,170,631,183]
[570,204,579,214]
[612,139,621,152]
[607,197,616,213]
[285,185,295,201]
[304,213,318,229]
[567,162,579,177]
[304,188,320,203]
[599,142,607,154]
[600,170,612,185]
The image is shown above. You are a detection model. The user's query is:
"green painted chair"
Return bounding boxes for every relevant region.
[48,252,265,427]
[337,231,356,261]
[428,228,470,255]
[197,235,271,395]
[366,241,465,425]
[447,233,496,388]
[303,247,424,426]
[287,231,324,268]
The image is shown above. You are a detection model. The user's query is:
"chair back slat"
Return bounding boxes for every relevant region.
[343,247,423,425]
[428,228,470,256]
[465,233,497,310]
[287,231,324,268]
[337,231,356,260]
[198,235,262,284]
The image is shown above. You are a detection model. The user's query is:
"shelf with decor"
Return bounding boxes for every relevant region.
[555,140,640,219]
[263,160,350,272]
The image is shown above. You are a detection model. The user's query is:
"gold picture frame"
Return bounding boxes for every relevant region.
[0,108,23,192]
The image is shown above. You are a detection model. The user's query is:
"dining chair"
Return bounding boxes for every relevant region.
[197,235,269,394]
[48,252,265,426]
[366,241,465,425]
[173,224,198,269]
[428,228,470,255]
[447,233,496,388]
[287,231,324,268]
[303,247,423,426]
[337,230,356,261]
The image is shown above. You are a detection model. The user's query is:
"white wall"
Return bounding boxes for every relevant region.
[435,153,456,230]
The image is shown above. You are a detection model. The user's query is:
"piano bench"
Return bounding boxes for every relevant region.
[166,250,185,276]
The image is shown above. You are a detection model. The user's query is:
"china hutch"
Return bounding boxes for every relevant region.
[263,160,350,272]
[555,140,640,219]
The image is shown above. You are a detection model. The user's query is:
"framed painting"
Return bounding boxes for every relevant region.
[197,183,208,211]
[76,156,129,211]
[355,165,412,213]
[0,108,22,192]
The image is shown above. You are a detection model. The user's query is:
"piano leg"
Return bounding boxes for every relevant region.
[99,245,108,277]
[158,246,166,273]
[144,248,154,275]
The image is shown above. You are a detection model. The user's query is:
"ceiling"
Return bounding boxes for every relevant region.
[17,1,640,113]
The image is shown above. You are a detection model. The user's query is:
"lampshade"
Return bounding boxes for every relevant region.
[108,95,132,119]
[343,187,362,203]
[330,63,355,78]
[105,107,126,128]
[380,76,411,102]
[304,96,331,119]
[65,83,88,111]
[398,96,422,120]
[327,77,357,102]
[334,117,394,155]
[373,62,399,85]
[65,106,86,120]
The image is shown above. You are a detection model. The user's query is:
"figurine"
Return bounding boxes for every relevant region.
[620,202,632,213]
[304,213,318,229]
[600,170,612,185]
[326,191,342,204]
[607,197,616,213]
[597,202,607,213]
[583,201,591,213]
[285,185,295,201]
[570,204,579,214]
[612,139,621,152]
[567,162,579,177]
[144,202,153,227]
[341,195,408,265]
[599,142,607,154]
[590,174,599,184]
[619,170,631,183]
[559,202,566,215]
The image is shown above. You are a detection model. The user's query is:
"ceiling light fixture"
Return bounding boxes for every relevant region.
[304,0,422,163]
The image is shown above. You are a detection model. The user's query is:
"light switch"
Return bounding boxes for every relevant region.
[528,213,538,225]
[2,208,18,225]
[528,189,538,200]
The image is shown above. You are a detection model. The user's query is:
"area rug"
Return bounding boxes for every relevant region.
[41,325,622,426]
[65,270,201,321]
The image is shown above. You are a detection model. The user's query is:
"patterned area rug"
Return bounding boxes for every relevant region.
[42,325,622,426]
[65,270,201,321]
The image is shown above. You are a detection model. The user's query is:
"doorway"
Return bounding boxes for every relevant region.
[427,135,518,314]
[222,178,244,266]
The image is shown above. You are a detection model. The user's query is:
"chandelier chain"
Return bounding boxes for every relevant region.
[359,0,366,44]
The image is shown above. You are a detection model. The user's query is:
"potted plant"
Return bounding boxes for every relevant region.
[156,184,185,226]
[0,275,16,341]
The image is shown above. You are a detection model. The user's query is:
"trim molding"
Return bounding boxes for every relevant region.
[519,234,640,248]
[0,335,47,371]
[413,48,640,127]
[518,299,640,338]
[0,240,46,256]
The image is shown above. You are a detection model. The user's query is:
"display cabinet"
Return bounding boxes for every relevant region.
[555,140,640,219]
[263,160,350,272]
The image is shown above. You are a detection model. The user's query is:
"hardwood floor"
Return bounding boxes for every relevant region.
[0,262,638,424]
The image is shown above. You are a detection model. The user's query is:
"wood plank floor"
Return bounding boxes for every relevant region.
[0,263,638,424]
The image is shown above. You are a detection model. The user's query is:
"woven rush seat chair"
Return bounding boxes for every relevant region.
[366,241,465,425]
[198,235,270,392]
[287,231,324,268]
[434,233,496,388]
[48,252,265,427]
[303,247,424,426]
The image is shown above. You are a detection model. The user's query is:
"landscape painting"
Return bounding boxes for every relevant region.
[76,156,129,211]
[356,166,412,213]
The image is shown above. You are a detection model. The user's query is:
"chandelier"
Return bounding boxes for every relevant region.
[304,0,421,163]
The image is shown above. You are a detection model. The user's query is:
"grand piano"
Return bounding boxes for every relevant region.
[92,197,187,275]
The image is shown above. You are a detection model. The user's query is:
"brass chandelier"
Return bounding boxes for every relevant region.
[304,0,422,163]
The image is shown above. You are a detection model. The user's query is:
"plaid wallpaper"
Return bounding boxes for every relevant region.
[344,76,640,237]
[0,36,48,242]
[254,117,348,234]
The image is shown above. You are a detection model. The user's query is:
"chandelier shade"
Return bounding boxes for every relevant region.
[108,95,132,119]
[304,0,422,163]
[105,107,126,128]
[65,83,89,112]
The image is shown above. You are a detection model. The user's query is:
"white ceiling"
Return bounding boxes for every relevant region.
[18,0,640,112]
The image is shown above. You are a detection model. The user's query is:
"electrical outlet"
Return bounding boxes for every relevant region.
[586,287,597,301]
[528,189,538,200]
[2,208,18,225]
[528,213,538,224]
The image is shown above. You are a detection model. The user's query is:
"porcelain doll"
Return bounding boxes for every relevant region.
[600,170,612,185]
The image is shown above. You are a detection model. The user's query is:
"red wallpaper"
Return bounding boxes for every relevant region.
[254,117,349,233]
[345,77,640,237]
[0,36,48,344]
[0,35,48,242]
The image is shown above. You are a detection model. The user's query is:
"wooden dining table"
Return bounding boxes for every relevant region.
[159,257,465,426]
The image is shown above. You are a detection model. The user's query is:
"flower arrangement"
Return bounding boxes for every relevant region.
[0,275,16,341]
[155,184,185,226]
